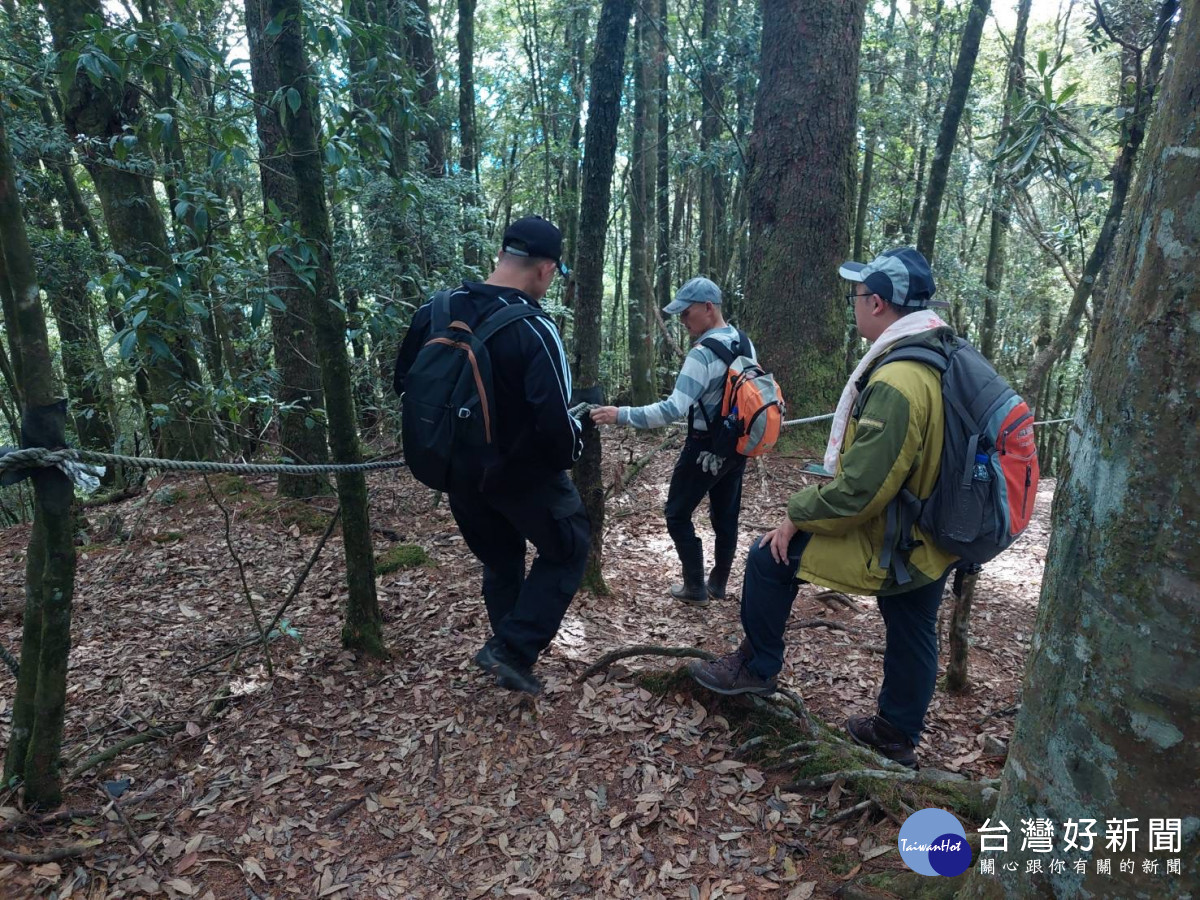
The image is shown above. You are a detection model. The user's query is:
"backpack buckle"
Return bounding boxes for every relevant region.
[457,408,472,419]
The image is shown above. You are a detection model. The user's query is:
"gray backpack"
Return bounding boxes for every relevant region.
[870,332,1040,585]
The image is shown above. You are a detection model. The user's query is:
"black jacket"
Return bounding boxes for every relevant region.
[394,282,583,486]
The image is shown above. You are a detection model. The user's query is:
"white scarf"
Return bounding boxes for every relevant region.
[823,310,948,473]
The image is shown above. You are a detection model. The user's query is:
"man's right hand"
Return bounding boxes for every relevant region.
[590,406,620,426]
[759,518,799,565]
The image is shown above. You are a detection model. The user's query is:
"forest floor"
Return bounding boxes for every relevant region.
[0,429,1051,899]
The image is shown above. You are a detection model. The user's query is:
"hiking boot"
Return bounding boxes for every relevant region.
[669,555,709,606]
[706,570,730,601]
[688,643,777,696]
[670,581,709,606]
[845,714,918,770]
[474,637,543,695]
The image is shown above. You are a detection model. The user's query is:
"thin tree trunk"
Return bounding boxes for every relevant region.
[572,0,634,594]
[458,0,480,268]
[744,0,867,415]
[654,0,670,311]
[966,6,1198,891]
[853,0,898,262]
[628,9,657,405]
[0,102,77,809]
[266,0,384,655]
[916,0,990,260]
[980,0,1031,360]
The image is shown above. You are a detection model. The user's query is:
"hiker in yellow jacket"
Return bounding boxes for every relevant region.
[689,248,959,770]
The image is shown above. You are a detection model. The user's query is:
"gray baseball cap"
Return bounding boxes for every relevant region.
[839,247,947,308]
[663,276,722,315]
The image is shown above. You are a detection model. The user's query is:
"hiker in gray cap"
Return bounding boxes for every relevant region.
[688,247,959,771]
[591,277,758,606]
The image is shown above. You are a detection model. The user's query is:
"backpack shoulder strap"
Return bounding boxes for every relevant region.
[474,302,545,342]
[429,289,454,332]
[700,335,736,366]
[880,344,950,373]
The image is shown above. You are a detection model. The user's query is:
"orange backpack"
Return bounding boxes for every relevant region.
[698,332,785,458]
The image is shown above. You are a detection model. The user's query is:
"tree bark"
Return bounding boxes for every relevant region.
[916,0,990,261]
[0,101,77,809]
[406,0,446,177]
[979,0,1031,361]
[966,4,1199,892]
[572,0,634,593]
[245,0,332,499]
[654,0,670,313]
[458,0,480,268]
[266,0,385,655]
[628,10,657,405]
[1022,0,1176,409]
[743,0,866,415]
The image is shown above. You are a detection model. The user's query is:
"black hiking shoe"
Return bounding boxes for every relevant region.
[688,644,777,696]
[474,637,543,695]
[845,714,919,770]
[669,581,709,607]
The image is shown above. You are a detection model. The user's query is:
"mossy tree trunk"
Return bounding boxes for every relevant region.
[965,6,1199,892]
[42,0,214,460]
[743,0,866,416]
[0,102,77,809]
[266,0,385,656]
[244,0,332,499]
[572,0,634,593]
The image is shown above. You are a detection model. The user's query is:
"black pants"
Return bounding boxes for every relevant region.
[664,435,747,579]
[448,472,590,668]
[740,532,949,746]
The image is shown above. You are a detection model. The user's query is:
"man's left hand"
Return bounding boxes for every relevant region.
[759,518,799,565]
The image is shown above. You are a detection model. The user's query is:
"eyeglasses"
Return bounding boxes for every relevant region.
[845,290,868,305]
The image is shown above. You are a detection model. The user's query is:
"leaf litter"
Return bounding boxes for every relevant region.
[0,431,1048,897]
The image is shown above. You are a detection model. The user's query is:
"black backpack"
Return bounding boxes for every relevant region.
[401,292,543,493]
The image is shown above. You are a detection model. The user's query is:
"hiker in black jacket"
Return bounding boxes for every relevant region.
[394,216,588,695]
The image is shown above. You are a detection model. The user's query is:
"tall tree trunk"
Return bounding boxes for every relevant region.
[966,6,1198,891]
[245,0,331,499]
[0,102,77,809]
[407,0,446,177]
[654,0,671,311]
[743,0,866,415]
[916,0,990,260]
[980,0,1031,360]
[697,0,721,280]
[1023,0,1176,409]
[572,0,634,593]
[628,10,657,404]
[41,0,213,459]
[458,0,480,268]
[265,0,385,655]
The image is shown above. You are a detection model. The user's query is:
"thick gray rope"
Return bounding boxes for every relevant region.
[0,447,407,477]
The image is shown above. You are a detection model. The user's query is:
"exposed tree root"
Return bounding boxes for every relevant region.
[0,840,104,863]
[576,645,715,682]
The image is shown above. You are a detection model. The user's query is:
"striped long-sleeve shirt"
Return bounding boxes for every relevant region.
[619,325,755,431]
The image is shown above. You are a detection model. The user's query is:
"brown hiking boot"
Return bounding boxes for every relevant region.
[845,714,918,770]
[688,643,776,696]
